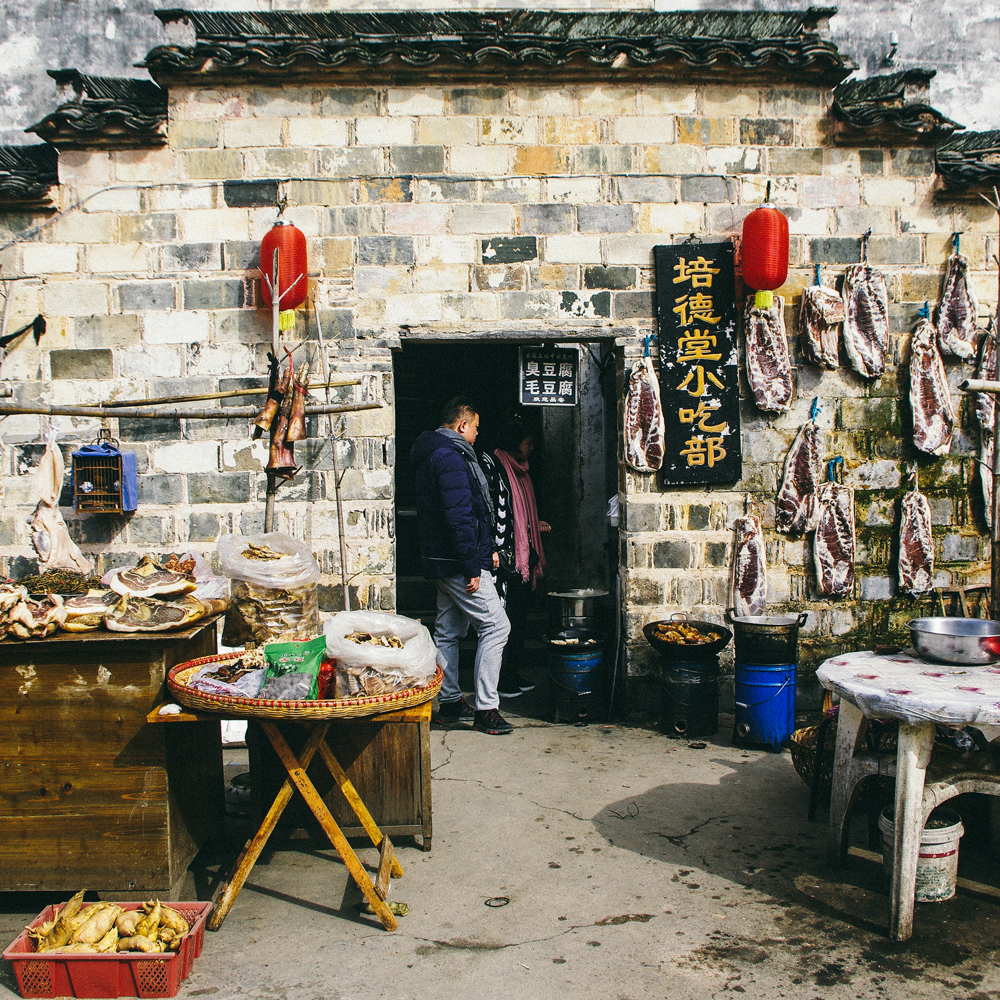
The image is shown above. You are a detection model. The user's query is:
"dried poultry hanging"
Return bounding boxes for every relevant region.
[799,266,843,370]
[976,319,997,527]
[898,470,935,597]
[775,400,823,536]
[814,458,855,597]
[842,230,889,380]
[745,293,792,412]
[909,313,955,456]
[936,235,978,360]
[731,499,767,617]
[624,351,665,472]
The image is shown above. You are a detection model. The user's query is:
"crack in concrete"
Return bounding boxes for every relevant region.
[659,815,720,849]
[528,799,589,822]
[430,731,456,774]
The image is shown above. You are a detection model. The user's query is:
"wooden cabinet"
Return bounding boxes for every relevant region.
[247,703,432,850]
[0,620,224,894]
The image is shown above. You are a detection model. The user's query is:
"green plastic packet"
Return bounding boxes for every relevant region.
[259,634,327,701]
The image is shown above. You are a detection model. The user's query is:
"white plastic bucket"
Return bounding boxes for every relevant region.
[878,806,964,903]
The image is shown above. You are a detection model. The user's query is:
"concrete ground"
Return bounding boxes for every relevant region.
[3,688,1000,1000]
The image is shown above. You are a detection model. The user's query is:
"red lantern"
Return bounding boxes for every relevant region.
[259,221,307,322]
[741,203,788,309]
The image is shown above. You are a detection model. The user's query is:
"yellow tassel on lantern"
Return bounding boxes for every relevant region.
[754,290,774,310]
[278,309,296,331]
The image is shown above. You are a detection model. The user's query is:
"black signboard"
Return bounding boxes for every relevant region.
[654,242,742,485]
[518,347,578,406]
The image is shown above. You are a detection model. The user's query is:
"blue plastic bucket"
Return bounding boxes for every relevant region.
[733,661,796,751]
[549,648,603,696]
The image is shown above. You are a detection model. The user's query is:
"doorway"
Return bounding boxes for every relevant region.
[393,340,619,621]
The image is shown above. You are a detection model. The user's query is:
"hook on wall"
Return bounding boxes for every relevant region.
[810,397,821,421]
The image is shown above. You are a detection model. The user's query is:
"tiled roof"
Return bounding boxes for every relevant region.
[831,69,963,145]
[26,70,167,150]
[0,144,58,204]
[145,8,855,84]
[935,130,1000,189]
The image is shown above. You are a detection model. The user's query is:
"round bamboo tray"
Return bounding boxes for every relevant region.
[167,651,442,720]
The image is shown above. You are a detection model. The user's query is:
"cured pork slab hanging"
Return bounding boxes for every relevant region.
[909,316,954,456]
[936,243,978,360]
[814,459,855,597]
[842,233,889,380]
[745,294,793,412]
[976,322,997,527]
[731,506,767,616]
[898,483,935,596]
[775,405,823,535]
[799,270,844,370]
[624,354,666,472]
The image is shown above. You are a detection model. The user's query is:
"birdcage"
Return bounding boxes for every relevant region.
[71,429,137,514]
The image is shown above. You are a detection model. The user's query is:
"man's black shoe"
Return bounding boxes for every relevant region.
[435,697,475,724]
[473,708,514,735]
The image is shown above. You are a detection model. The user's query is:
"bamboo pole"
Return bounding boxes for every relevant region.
[98,379,361,409]
[313,297,351,612]
[0,401,380,420]
[265,246,281,533]
[979,186,1000,621]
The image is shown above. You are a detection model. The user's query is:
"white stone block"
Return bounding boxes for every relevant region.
[578,85,637,115]
[87,243,148,274]
[449,204,512,235]
[412,263,470,293]
[180,208,250,242]
[113,148,178,183]
[385,203,449,235]
[642,203,705,234]
[286,117,349,146]
[605,235,661,265]
[22,244,78,274]
[416,235,478,265]
[441,293,501,322]
[863,178,918,207]
[545,177,603,203]
[480,117,537,145]
[388,88,445,116]
[417,117,478,145]
[449,145,510,175]
[144,310,211,344]
[544,235,602,264]
[186,343,253,376]
[42,281,110,317]
[383,293,443,327]
[222,438,268,471]
[514,87,574,116]
[56,151,113,186]
[154,441,219,474]
[786,208,832,236]
[642,85,698,115]
[616,116,674,144]
[120,344,184,378]
[223,117,283,148]
[355,117,414,145]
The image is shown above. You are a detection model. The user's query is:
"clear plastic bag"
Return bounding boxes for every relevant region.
[217,533,320,642]
[189,664,266,699]
[324,611,438,697]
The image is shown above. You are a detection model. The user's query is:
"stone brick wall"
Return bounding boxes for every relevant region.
[0,76,994,696]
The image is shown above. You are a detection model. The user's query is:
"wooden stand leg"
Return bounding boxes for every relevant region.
[890,722,934,942]
[419,711,432,851]
[208,724,331,931]
[827,699,866,865]
[264,722,399,932]
[317,740,404,878]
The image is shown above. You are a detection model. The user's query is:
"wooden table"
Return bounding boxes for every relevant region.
[0,616,224,895]
[818,649,1000,940]
[150,699,432,932]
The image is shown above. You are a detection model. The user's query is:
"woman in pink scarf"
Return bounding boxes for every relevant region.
[481,413,550,698]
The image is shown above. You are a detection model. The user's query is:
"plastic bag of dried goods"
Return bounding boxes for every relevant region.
[259,634,326,701]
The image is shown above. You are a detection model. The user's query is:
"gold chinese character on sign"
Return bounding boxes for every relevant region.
[672,292,721,326]
[672,256,721,288]
[677,330,722,363]
[679,401,727,434]
[676,365,724,397]
[679,435,727,468]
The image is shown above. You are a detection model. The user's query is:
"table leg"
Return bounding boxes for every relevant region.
[264,722,399,932]
[317,740,404,878]
[827,699,866,865]
[889,721,934,942]
[208,723,331,932]
[419,711,432,851]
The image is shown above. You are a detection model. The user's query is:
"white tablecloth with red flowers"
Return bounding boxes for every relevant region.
[816,649,1000,741]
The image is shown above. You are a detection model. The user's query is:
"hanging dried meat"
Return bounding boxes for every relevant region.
[898,488,935,596]
[731,512,767,616]
[976,323,996,527]
[624,355,665,472]
[909,318,954,456]
[936,250,978,360]
[814,468,855,597]
[775,417,823,536]
[842,251,889,380]
[745,294,792,412]
[799,283,844,370]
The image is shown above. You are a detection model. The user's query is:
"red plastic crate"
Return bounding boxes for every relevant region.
[3,901,212,999]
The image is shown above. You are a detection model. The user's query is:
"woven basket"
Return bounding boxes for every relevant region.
[167,651,442,720]
[789,724,835,791]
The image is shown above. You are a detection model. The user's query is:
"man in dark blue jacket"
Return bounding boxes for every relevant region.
[411,398,513,735]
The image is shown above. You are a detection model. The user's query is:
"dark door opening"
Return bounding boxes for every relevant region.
[393,340,618,621]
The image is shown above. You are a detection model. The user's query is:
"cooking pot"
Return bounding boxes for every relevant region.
[549,589,609,631]
[908,617,1000,665]
[725,610,809,665]
[643,615,731,660]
